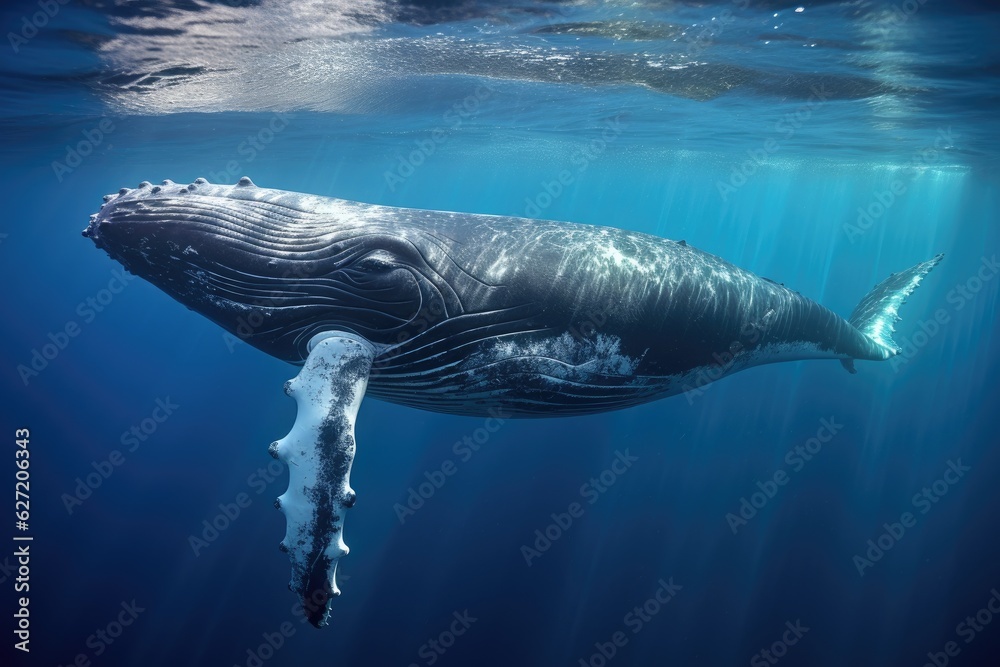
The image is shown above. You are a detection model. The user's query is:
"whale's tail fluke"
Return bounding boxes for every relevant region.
[840,253,944,372]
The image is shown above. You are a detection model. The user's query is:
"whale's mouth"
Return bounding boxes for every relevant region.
[81,187,131,251]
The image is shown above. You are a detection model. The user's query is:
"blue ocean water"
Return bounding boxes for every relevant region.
[2,1,999,666]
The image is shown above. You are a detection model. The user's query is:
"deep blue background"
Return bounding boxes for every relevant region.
[2,1,999,666]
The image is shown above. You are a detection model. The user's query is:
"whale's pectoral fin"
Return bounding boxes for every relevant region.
[844,253,944,370]
[270,333,375,629]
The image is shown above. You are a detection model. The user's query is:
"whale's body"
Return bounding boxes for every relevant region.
[83,178,941,626]
[85,178,932,416]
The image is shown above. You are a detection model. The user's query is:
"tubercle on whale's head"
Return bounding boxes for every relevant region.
[82,176,253,251]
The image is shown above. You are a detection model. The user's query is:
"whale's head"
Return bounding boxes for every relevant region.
[84,178,426,361]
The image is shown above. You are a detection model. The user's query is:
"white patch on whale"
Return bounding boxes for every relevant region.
[462,332,644,381]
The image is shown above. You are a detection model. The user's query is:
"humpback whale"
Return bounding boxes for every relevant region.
[83,177,941,627]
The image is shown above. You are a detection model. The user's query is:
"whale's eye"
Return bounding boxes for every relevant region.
[353,250,397,273]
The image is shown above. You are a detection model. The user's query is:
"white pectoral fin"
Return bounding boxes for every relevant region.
[270,333,375,628]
